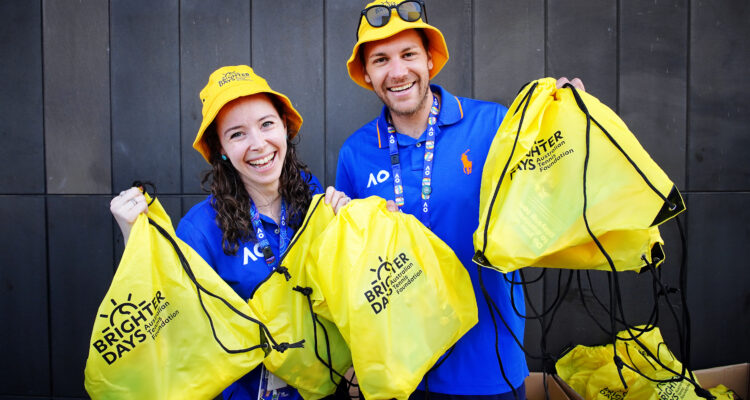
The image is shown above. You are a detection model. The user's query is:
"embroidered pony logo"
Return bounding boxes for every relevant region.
[461,150,472,174]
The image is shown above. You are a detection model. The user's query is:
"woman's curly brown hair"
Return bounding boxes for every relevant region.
[201,94,315,255]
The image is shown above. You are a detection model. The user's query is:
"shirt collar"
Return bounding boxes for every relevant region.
[375,84,464,149]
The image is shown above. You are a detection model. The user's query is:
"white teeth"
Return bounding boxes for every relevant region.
[389,82,413,92]
[249,153,274,166]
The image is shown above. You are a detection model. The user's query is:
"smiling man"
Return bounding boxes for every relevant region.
[335,1,582,399]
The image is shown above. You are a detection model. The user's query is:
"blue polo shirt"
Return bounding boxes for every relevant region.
[175,175,322,400]
[336,85,528,395]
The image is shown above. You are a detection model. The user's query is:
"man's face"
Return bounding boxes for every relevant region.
[362,29,434,117]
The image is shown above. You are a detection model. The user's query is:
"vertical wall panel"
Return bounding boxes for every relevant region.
[686,193,750,368]
[474,0,545,106]
[0,1,44,193]
[324,0,383,186]
[43,0,110,194]
[180,0,251,193]
[430,0,472,97]
[48,196,114,396]
[474,1,546,369]
[0,196,50,396]
[111,0,180,193]
[252,0,325,182]
[620,0,688,189]
[688,1,750,191]
[547,1,617,108]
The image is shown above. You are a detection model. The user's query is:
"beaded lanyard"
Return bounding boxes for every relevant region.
[386,94,439,228]
[248,199,288,269]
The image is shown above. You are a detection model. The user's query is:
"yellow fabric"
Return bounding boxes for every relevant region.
[474,77,685,273]
[248,194,353,400]
[306,196,478,400]
[556,326,710,400]
[193,65,303,163]
[347,0,449,90]
[84,197,266,400]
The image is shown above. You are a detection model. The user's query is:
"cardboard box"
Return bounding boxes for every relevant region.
[526,372,575,400]
[694,363,749,399]
[554,363,749,400]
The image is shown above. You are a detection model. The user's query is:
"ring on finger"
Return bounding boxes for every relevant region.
[129,199,137,208]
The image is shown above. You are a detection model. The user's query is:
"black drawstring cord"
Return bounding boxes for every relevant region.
[479,82,539,258]
[478,267,519,400]
[132,180,157,206]
[566,86,710,398]
[275,266,292,281]
[291,285,358,392]
[148,218,301,354]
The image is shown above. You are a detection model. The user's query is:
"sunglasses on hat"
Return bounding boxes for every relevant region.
[356,0,428,39]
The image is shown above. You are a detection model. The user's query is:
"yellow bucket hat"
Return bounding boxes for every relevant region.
[193,65,303,163]
[347,0,449,90]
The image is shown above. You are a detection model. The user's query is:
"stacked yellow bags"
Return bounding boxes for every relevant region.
[556,327,733,400]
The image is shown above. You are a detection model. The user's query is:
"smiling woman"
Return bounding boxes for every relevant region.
[108,65,351,400]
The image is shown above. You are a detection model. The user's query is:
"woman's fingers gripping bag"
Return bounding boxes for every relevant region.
[248,194,353,400]
[474,78,685,274]
[306,196,478,400]
[84,195,272,400]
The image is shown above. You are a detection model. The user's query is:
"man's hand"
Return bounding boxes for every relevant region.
[556,77,585,91]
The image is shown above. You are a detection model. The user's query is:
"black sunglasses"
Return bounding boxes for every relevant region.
[356,0,428,39]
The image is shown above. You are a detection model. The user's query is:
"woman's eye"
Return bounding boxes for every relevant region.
[261,120,274,128]
[229,131,243,139]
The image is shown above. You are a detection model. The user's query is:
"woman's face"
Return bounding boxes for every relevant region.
[216,94,288,194]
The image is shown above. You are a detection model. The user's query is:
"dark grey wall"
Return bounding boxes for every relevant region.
[1,0,747,398]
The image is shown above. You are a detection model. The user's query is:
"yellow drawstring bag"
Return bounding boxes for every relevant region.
[474,78,685,274]
[556,326,719,400]
[248,194,353,400]
[306,196,478,400]
[84,195,283,400]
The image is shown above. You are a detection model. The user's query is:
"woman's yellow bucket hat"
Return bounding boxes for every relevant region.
[193,65,303,163]
[347,0,450,90]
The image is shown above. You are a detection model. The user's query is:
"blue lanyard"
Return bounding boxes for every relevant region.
[386,94,439,228]
[249,198,288,269]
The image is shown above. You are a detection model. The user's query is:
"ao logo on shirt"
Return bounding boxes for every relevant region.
[367,169,390,188]
[243,243,265,265]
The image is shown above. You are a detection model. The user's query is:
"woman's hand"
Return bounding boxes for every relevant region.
[110,187,148,244]
[324,186,351,214]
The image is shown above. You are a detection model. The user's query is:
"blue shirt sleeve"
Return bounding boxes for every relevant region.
[335,146,356,198]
